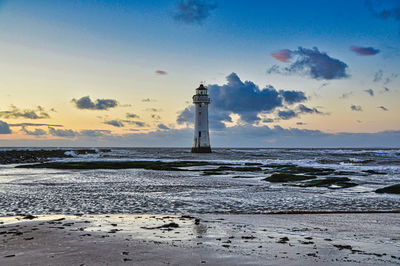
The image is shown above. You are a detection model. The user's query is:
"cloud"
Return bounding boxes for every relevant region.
[129,121,146,127]
[383,87,390,92]
[364,89,374,96]
[0,105,50,119]
[104,120,124,127]
[80,130,111,137]
[48,127,111,138]
[21,127,47,136]
[373,70,383,82]
[0,120,11,134]
[296,122,307,125]
[350,46,380,56]
[279,90,307,104]
[267,47,349,80]
[262,118,274,123]
[378,106,389,111]
[277,110,297,120]
[126,113,139,118]
[173,0,217,24]
[177,73,314,127]
[72,96,118,110]
[271,49,292,62]
[157,124,169,130]
[146,108,161,112]
[366,0,400,21]
[8,123,63,127]
[277,104,324,120]
[151,114,161,120]
[48,127,77,138]
[339,92,353,99]
[141,98,154,102]
[155,70,167,75]
[350,105,363,111]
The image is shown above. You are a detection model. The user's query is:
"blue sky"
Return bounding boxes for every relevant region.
[0,0,399,147]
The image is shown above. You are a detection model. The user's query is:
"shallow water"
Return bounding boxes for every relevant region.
[0,148,399,216]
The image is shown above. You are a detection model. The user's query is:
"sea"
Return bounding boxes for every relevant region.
[0,148,399,216]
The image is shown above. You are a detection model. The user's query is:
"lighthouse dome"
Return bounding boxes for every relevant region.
[196,84,208,95]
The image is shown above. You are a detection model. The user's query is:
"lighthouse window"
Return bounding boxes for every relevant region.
[199,132,201,138]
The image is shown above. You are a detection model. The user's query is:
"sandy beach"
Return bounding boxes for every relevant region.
[1,212,399,265]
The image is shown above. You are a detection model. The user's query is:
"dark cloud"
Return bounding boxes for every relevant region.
[262,118,274,123]
[0,105,50,119]
[126,113,139,118]
[158,124,169,130]
[296,122,307,125]
[277,104,324,120]
[48,127,77,138]
[155,70,167,75]
[177,73,311,127]
[279,90,307,105]
[0,120,11,134]
[104,120,124,127]
[151,114,161,120]
[8,123,62,127]
[277,110,297,120]
[350,105,363,111]
[80,130,111,137]
[267,47,349,80]
[173,0,217,24]
[373,70,383,82]
[48,127,111,138]
[364,89,374,96]
[350,46,380,56]
[378,106,389,111]
[383,87,390,92]
[271,49,292,62]
[129,121,146,127]
[22,127,46,136]
[72,96,118,110]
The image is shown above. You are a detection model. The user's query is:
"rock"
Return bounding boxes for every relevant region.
[375,184,400,194]
[264,173,317,183]
[22,214,37,220]
[301,177,358,189]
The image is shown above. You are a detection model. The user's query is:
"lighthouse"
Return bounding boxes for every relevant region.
[191,84,211,153]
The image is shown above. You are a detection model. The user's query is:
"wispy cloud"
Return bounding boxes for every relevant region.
[267,47,349,80]
[22,127,46,136]
[378,106,389,111]
[173,0,217,24]
[350,105,363,111]
[155,70,167,75]
[104,120,125,127]
[0,105,50,119]
[364,89,374,96]
[72,96,118,110]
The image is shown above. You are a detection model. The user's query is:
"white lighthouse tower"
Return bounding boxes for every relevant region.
[191,84,211,153]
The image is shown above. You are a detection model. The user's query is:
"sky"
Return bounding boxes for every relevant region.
[0,0,399,147]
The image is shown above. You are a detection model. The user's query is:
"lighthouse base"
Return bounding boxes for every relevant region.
[191,147,212,153]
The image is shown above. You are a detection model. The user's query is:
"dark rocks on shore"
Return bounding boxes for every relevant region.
[264,173,317,183]
[17,160,220,171]
[300,177,358,189]
[0,149,108,164]
[375,184,400,194]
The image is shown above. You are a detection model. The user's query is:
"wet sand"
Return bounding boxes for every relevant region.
[1,213,399,265]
